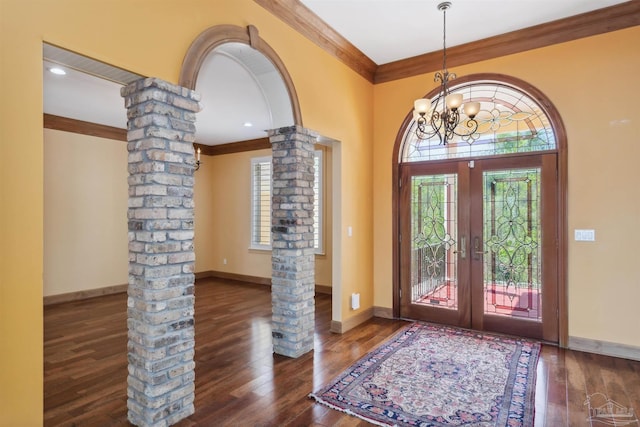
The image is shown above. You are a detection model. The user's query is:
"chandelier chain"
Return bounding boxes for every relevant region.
[413,1,479,145]
[442,4,447,78]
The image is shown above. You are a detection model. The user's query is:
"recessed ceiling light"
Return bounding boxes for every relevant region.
[243,122,253,127]
[48,67,67,75]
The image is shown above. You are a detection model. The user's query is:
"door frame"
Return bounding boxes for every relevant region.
[391,73,568,346]
[468,154,558,342]
[399,160,471,328]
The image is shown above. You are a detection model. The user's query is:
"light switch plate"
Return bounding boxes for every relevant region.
[351,293,360,310]
[574,229,595,241]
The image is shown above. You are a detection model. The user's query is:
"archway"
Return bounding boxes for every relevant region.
[179,24,301,126]
[179,24,319,358]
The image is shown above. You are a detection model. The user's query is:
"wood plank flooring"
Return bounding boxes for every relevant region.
[44,278,640,426]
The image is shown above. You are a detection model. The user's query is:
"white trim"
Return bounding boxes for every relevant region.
[248,244,271,251]
[569,336,640,361]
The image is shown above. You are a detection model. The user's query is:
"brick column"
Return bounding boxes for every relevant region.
[269,125,315,358]
[121,78,201,427]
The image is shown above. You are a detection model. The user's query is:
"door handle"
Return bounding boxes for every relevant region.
[473,236,487,260]
[454,236,466,259]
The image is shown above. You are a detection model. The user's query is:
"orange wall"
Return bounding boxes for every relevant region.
[0,0,373,424]
[373,27,640,348]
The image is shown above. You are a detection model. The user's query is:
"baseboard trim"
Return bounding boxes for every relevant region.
[195,270,215,280]
[373,306,394,319]
[199,270,332,295]
[315,284,332,295]
[569,336,640,361]
[44,284,128,305]
[330,307,374,334]
[44,272,331,305]
[198,270,271,286]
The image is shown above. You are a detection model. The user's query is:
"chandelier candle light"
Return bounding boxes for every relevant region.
[195,147,201,171]
[413,1,480,144]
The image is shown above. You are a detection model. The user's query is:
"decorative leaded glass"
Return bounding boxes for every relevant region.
[401,81,556,162]
[410,174,458,310]
[482,168,542,320]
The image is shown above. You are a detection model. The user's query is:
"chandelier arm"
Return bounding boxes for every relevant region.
[432,110,447,144]
[464,118,479,135]
[448,117,479,139]
[416,113,440,141]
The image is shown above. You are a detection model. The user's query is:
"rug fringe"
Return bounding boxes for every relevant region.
[308,393,397,427]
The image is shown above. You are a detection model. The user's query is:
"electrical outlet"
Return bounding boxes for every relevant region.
[223,258,227,265]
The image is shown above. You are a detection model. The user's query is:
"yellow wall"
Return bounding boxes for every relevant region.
[196,148,333,285]
[315,145,333,287]
[373,27,640,348]
[197,150,272,275]
[43,129,129,296]
[1,0,373,423]
[43,133,331,295]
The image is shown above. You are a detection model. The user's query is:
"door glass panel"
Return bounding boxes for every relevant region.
[482,168,542,321]
[410,174,458,310]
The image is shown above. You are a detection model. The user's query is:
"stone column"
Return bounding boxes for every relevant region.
[269,125,316,358]
[121,78,201,427]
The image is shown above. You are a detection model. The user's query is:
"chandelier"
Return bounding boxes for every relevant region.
[413,2,480,144]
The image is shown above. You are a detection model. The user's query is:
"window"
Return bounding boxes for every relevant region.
[313,151,323,253]
[250,156,272,249]
[401,81,556,162]
[251,151,323,253]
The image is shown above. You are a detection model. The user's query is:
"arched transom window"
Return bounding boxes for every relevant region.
[401,79,557,162]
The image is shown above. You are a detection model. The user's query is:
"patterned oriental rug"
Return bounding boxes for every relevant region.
[310,322,540,427]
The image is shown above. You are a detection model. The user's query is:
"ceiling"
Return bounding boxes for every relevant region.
[43,0,629,146]
[43,42,291,146]
[299,0,628,65]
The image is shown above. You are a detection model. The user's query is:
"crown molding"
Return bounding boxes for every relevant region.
[44,114,270,155]
[375,1,640,83]
[195,138,271,157]
[255,0,640,85]
[44,114,127,141]
[253,0,377,82]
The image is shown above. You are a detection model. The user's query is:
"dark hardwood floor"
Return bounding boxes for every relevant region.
[44,278,640,426]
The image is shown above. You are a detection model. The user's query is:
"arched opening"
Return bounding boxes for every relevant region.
[179,24,301,126]
[392,73,568,345]
[179,24,334,358]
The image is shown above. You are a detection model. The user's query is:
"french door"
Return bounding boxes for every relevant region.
[399,154,558,342]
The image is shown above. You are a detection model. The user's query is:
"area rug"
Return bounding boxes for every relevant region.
[309,322,540,427]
